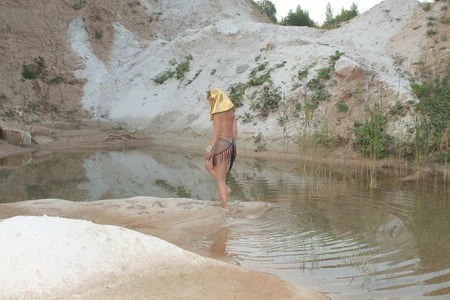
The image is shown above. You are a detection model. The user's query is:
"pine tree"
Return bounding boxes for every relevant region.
[257,0,277,23]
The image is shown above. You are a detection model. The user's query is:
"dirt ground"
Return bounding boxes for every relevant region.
[0,119,150,158]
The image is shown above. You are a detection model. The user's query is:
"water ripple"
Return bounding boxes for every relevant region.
[226,192,450,299]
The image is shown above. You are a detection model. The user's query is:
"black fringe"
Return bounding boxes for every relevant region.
[211,140,236,183]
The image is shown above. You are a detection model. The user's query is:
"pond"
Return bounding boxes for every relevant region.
[1,147,449,299]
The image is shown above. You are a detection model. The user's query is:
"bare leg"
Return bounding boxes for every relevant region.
[205,159,216,178]
[215,159,230,208]
[206,157,231,208]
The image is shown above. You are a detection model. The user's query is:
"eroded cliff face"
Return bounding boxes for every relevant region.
[0,0,269,136]
[0,0,448,154]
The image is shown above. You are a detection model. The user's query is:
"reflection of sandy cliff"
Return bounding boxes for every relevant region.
[76,148,217,201]
[0,152,32,169]
[0,152,88,202]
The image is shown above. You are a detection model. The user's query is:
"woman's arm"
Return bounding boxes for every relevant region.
[209,114,221,146]
[204,115,221,159]
[232,113,237,140]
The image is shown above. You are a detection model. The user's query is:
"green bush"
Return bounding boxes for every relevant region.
[22,56,46,80]
[254,62,268,73]
[228,82,248,107]
[185,69,202,86]
[297,68,309,80]
[128,1,140,7]
[49,77,65,84]
[3,109,15,118]
[256,0,277,23]
[22,65,38,80]
[251,85,282,111]
[411,71,450,160]
[72,0,86,10]
[302,99,319,121]
[388,101,408,117]
[322,3,359,29]
[176,55,193,80]
[175,61,190,80]
[274,61,287,69]
[306,78,323,90]
[352,113,389,159]
[336,100,349,112]
[281,5,316,27]
[423,3,432,11]
[248,71,271,86]
[407,117,434,162]
[427,29,438,36]
[94,30,103,39]
[152,55,193,84]
[24,102,37,113]
[311,88,331,101]
[312,130,337,148]
[152,70,174,84]
[240,112,254,123]
[317,67,333,80]
[330,51,344,63]
[307,79,331,101]
[247,62,274,87]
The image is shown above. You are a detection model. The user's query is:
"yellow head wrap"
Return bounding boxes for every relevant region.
[207,88,234,120]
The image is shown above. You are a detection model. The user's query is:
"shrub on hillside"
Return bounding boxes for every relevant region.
[280,5,316,27]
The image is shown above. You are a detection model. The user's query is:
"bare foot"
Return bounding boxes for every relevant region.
[220,197,228,209]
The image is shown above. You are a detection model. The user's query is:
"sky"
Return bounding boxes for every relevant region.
[268,0,430,24]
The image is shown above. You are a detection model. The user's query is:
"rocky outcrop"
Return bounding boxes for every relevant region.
[1,128,32,147]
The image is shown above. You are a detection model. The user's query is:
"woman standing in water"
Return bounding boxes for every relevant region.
[204,88,237,208]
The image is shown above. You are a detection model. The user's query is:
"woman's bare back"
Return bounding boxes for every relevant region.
[213,110,236,140]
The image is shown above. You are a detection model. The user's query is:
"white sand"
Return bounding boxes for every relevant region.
[0,215,202,298]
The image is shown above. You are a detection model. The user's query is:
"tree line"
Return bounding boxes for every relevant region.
[256,0,359,28]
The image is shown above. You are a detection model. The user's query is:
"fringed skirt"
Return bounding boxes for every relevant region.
[209,138,236,182]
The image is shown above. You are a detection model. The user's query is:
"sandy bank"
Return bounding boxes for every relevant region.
[0,197,329,299]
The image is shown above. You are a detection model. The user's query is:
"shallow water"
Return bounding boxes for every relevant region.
[1,147,449,299]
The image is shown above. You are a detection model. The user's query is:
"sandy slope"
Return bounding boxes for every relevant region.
[66,0,429,142]
[2,0,448,155]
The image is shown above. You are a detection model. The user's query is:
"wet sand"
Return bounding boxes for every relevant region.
[0,197,330,299]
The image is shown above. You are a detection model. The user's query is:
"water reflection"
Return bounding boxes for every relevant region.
[0,147,449,299]
[0,148,215,202]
